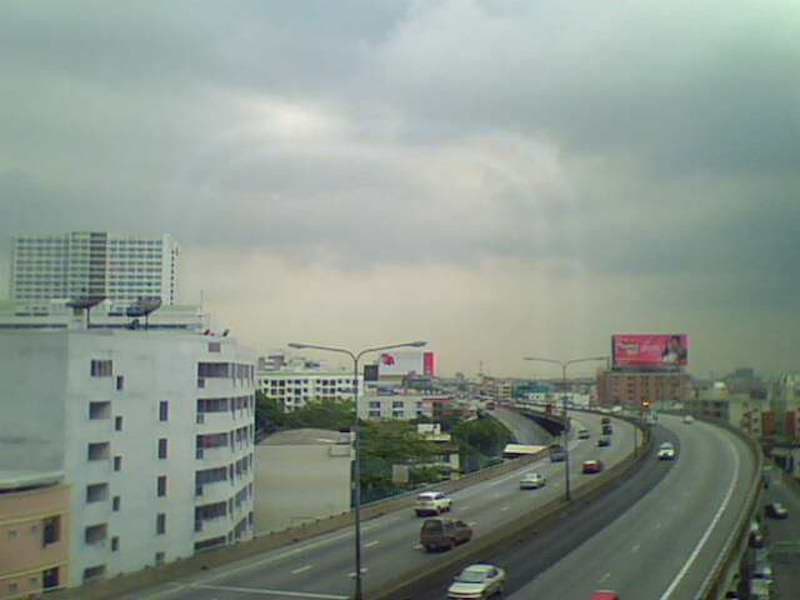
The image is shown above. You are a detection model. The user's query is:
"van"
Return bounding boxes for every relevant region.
[420,518,472,552]
[578,428,590,439]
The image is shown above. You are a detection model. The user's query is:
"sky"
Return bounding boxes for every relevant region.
[1,1,799,378]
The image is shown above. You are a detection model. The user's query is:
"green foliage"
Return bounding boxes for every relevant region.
[452,416,513,472]
[255,390,355,433]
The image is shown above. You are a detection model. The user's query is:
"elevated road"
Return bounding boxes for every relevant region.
[133,412,635,600]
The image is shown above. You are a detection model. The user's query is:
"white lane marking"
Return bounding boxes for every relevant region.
[658,437,740,600]
[500,506,510,512]
[291,565,312,575]
[348,568,368,578]
[654,522,662,530]
[632,544,640,553]
[461,505,471,510]
[364,540,379,548]
[414,543,423,550]
[192,584,348,599]
[599,572,611,583]
[468,521,478,527]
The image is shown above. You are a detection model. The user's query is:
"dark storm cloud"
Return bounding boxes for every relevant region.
[1,0,799,303]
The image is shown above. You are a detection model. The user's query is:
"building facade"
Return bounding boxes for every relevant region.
[258,369,362,412]
[597,371,691,407]
[0,326,255,587]
[0,472,70,598]
[9,232,179,305]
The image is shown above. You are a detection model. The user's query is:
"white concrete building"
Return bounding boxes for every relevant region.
[360,394,429,421]
[254,429,352,534]
[9,231,180,305]
[0,325,256,587]
[259,368,363,412]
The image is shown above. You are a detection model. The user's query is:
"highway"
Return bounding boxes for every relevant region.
[133,412,635,600]
[506,414,756,599]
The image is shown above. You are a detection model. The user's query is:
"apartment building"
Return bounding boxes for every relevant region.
[258,368,362,412]
[597,370,691,407]
[0,324,255,587]
[9,232,179,305]
[0,472,70,598]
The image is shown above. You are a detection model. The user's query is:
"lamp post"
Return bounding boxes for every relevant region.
[288,340,427,600]
[523,355,608,501]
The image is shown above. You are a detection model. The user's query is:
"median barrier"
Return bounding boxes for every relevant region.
[373,423,652,600]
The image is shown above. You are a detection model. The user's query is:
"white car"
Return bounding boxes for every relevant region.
[415,491,452,516]
[657,442,676,460]
[519,472,546,489]
[447,564,506,599]
[683,415,694,424]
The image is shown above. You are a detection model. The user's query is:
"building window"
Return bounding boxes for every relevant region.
[157,475,167,497]
[87,442,110,461]
[112,496,120,512]
[155,552,165,566]
[208,342,221,353]
[113,456,122,471]
[111,536,119,552]
[159,401,169,422]
[115,416,123,432]
[43,516,60,546]
[91,360,113,377]
[89,402,111,420]
[116,375,124,390]
[82,565,106,583]
[42,567,59,590]
[85,524,107,545]
[158,438,168,459]
[156,513,166,535]
[86,483,109,503]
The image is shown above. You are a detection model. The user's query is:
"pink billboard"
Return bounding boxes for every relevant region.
[612,334,688,369]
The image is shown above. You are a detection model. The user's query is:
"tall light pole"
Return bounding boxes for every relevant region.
[288,340,427,600]
[524,356,608,501]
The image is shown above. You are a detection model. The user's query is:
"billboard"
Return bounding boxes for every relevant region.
[378,351,438,377]
[612,334,688,369]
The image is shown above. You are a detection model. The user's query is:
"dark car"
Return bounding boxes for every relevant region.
[765,502,788,519]
[597,436,611,447]
[420,518,473,552]
[602,424,613,435]
[601,416,611,424]
[550,445,566,463]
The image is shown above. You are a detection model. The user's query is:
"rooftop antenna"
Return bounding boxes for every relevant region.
[66,297,105,329]
[126,297,162,331]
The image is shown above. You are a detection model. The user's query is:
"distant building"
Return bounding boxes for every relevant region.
[258,367,363,413]
[254,429,352,534]
[597,371,691,407]
[9,231,180,305]
[0,471,70,596]
[771,373,800,441]
[0,322,256,587]
[688,383,766,438]
[359,392,455,421]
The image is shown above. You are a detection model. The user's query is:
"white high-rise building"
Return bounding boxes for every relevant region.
[0,323,256,587]
[9,231,180,305]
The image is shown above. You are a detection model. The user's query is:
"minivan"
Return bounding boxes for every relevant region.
[420,518,473,552]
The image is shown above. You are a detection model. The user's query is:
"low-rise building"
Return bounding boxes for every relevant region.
[597,370,691,407]
[258,366,363,413]
[254,429,352,534]
[0,471,70,598]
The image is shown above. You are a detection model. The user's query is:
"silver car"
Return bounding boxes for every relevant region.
[519,472,546,489]
[447,564,506,599]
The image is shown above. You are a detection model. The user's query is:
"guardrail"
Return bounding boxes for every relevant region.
[373,421,652,600]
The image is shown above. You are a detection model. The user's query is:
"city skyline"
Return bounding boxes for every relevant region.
[1,2,798,377]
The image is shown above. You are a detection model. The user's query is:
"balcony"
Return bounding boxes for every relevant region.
[193,515,231,541]
[194,479,233,505]
[195,445,231,465]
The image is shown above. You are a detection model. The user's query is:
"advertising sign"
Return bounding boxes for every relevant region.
[612,334,688,369]
[378,351,438,377]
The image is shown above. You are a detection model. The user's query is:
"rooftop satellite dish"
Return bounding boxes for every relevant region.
[126,297,162,330]
[66,296,105,328]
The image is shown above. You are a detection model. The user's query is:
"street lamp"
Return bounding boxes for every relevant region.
[287,340,427,600]
[523,355,608,501]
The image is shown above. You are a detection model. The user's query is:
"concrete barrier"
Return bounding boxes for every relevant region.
[372,426,652,600]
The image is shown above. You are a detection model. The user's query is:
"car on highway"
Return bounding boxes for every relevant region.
[550,445,567,463]
[601,416,611,424]
[519,472,546,489]
[765,502,788,519]
[415,491,452,516]
[597,436,611,447]
[592,592,620,600]
[748,521,765,548]
[578,428,590,439]
[683,415,694,424]
[582,459,604,474]
[420,517,472,552]
[602,423,613,435]
[657,442,676,460]
[447,563,506,599]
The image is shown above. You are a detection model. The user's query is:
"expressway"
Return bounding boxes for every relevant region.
[133,412,635,600]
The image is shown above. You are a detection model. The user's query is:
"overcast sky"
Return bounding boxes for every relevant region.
[1,1,799,377]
